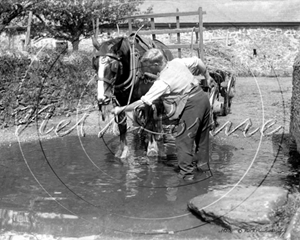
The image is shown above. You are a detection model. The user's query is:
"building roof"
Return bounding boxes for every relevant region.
[139,0,300,23]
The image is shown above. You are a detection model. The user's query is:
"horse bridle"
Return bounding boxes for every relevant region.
[98,53,122,84]
[97,40,139,104]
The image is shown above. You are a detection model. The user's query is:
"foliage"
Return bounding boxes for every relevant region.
[1,0,152,50]
[0,48,96,128]
[0,0,37,33]
[29,0,152,50]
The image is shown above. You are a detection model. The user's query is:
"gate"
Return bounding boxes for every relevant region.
[122,7,206,60]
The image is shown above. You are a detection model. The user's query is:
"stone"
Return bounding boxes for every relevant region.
[290,52,300,153]
[188,185,288,231]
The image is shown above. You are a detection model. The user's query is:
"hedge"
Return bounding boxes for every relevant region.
[0,49,96,128]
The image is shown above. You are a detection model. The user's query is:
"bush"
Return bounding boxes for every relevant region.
[0,49,96,128]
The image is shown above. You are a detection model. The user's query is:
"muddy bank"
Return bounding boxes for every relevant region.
[0,109,107,146]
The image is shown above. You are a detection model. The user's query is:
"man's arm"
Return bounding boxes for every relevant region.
[182,57,216,88]
[111,99,144,115]
[111,80,169,115]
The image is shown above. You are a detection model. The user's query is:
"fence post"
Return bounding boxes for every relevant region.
[150,17,156,40]
[198,7,204,60]
[24,11,33,51]
[176,8,181,58]
[96,18,99,37]
[128,18,133,35]
[92,18,95,53]
[92,18,100,53]
[92,18,95,35]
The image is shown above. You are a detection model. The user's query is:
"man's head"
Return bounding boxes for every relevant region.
[140,48,167,75]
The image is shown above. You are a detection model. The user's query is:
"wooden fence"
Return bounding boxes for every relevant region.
[121,7,206,59]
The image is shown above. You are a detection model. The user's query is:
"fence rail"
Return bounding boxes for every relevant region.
[123,7,206,59]
[120,10,206,20]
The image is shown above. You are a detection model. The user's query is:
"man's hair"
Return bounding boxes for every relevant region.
[140,48,166,64]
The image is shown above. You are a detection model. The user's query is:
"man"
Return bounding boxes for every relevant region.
[111,48,213,180]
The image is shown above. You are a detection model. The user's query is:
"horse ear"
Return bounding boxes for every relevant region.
[92,35,102,51]
[111,37,124,53]
[92,56,99,72]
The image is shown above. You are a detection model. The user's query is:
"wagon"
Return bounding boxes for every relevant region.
[197,69,236,118]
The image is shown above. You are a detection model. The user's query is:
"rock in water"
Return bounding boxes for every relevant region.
[188,185,288,231]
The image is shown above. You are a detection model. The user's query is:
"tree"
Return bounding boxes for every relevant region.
[30,0,152,51]
[0,0,36,33]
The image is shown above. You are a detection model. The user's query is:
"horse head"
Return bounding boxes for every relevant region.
[92,36,131,107]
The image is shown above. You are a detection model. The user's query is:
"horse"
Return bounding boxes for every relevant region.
[92,33,174,159]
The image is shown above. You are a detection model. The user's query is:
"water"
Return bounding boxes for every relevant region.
[0,130,298,239]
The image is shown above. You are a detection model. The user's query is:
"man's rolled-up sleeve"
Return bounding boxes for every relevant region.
[141,80,169,105]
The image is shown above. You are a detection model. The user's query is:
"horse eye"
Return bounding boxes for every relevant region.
[111,61,118,73]
[101,56,109,64]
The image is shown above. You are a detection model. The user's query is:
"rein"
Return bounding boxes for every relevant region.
[125,29,141,105]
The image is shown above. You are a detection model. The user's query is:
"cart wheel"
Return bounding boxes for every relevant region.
[209,86,218,106]
[209,86,219,130]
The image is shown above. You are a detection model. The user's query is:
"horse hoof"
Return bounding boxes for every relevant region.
[120,146,130,159]
[147,149,158,157]
[115,149,122,158]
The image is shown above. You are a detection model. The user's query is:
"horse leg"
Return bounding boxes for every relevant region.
[152,102,166,158]
[156,116,167,158]
[115,113,130,159]
[142,104,158,157]
[146,134,159,157]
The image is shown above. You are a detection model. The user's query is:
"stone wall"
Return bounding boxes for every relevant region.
[290,53,300,153]
[203,26,300,77]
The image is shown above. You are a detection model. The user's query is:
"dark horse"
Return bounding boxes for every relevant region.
[92,34,173,159]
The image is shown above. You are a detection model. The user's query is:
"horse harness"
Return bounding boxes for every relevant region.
[94,31,172,94]
[95,35,162,126]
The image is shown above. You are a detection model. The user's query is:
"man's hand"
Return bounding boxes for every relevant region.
[111,106,125,115]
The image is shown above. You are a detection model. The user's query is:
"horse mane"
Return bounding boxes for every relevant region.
[93,37,127,56]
